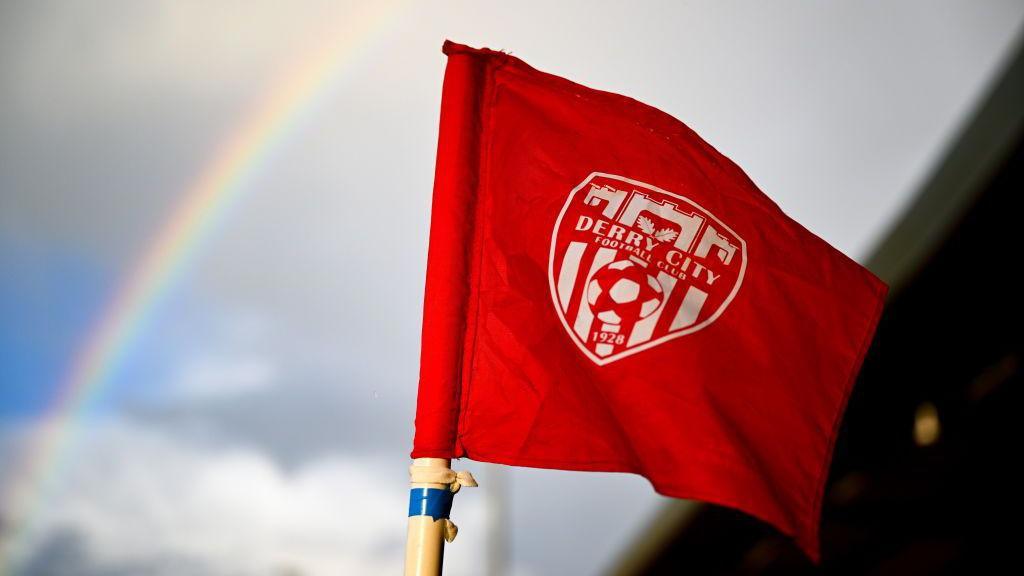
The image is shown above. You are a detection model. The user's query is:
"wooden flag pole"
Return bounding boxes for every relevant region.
[405,458,449,576]
[405,458,477,576]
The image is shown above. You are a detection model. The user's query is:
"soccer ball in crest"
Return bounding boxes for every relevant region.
[586,260,664,325]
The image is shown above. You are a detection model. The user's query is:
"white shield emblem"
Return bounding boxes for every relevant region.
[548,173,747,365]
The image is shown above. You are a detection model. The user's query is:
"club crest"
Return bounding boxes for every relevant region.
[548,173,747,365]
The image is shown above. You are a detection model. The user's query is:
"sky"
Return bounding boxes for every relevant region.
[1,1,1022,575]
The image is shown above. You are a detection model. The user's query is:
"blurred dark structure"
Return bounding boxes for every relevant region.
[610,39,1023,576]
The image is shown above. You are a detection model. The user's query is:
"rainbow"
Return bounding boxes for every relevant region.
[0,4,404,572]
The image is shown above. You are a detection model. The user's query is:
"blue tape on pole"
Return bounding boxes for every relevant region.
[408,488,454,520]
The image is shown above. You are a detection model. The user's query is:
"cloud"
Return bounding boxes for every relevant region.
[0,1,404,114]
[6,420,488,576]
[170,356,278,401]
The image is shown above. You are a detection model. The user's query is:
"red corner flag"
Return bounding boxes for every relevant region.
[413,41,886,562]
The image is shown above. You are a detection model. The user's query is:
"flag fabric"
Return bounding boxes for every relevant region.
[412,40,887,562]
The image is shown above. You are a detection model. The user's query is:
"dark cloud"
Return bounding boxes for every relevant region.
[129,377,415,468]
